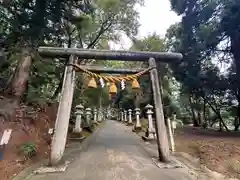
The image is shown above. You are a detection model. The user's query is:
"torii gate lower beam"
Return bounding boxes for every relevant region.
[77,65,147,74]
[38,47,182,165]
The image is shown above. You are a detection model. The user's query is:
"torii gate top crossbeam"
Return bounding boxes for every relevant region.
[38,47,183,62]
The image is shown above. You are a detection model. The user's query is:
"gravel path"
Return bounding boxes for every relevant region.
[26,120,194,180]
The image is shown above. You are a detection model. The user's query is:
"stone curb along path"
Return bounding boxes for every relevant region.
[13,122,106,180]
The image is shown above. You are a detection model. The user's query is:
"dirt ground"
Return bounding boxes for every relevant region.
[0,103,96,180]
[0,104,58,180]
[175,126,240,179]
[140,119,240,179]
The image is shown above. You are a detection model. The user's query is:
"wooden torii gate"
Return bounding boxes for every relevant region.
[38,47,183,165]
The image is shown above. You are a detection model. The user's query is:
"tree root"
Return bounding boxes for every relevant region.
[0,96,18,121]
[0,109,12,121]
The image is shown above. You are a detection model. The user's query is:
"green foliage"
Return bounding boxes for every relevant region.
[2,0,240,133]
[119,87,135,110]
[20,142,37,159]
[130,34,179,115]
[81,86,109,107]
[0,0,143,109]
[165,0,240,129]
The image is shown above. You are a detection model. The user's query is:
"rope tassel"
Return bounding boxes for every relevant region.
[109,83,117,94]
[99,78,105,87]
[88,77,97,88]
[132,79,140,89]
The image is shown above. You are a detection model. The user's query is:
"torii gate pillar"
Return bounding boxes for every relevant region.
[50,55,76,165]
[149,58,170,162]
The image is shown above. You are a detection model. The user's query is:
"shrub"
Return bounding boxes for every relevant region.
[20,142,37,159]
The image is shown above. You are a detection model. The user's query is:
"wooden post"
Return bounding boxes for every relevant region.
[172,114,177,135]
[148,57,170,162]
[50,55,76,165]
[98,88,103,122]
[167,118,175,152]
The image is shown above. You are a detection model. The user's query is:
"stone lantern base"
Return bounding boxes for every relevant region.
[141,135,156,142]
[69,132,86,142]
[141,129,156,142]
[126,122,134,126]
[132,126,142,132]
[93,121,99,125]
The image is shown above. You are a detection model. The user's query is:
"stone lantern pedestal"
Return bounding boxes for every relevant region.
[142,104,156,142]
[133,108,142,132]
[70,104,86,141]
[127,109,134,126]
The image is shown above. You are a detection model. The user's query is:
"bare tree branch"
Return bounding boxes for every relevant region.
[215,49,231,53]
[78,33,84,48]
[87,14,116,49]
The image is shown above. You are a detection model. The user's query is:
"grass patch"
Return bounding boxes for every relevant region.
[81,130,91,137]
[141,119,148,131]
[20,142,37,160]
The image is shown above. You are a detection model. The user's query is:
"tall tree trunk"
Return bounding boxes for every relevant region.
[0,48,10,91]
[189,95,199,127]
[8,47,32,103]
[207,102,229,132]
[231,37,240,131]
[219,120,223,131]
[203,99,208,128]
[234,97,240,131]
[198,111,203,126]
[234,116,240,131]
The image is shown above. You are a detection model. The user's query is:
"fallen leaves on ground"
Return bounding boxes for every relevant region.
[175,126,240,179]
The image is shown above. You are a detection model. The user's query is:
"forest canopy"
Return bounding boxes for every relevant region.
[0,0,240,131]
